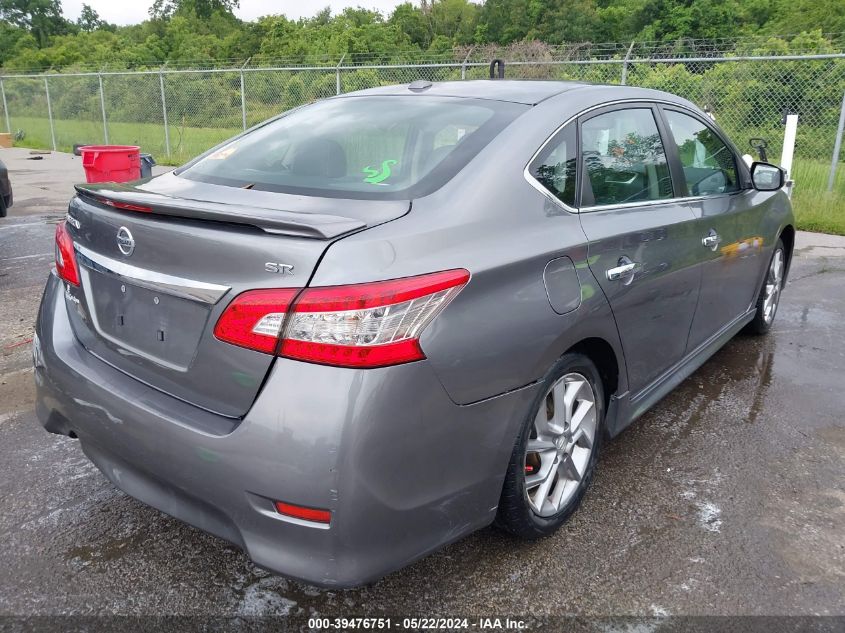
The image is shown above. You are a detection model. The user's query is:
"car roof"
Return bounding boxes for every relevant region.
[339,80,592,106]
[338,80,696,110]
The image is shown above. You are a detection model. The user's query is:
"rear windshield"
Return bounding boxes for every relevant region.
[177,96,526,200]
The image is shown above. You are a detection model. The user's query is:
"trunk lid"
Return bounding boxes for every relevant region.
[63,174,409,418]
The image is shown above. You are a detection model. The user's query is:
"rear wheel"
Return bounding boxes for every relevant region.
[745,239,785,336]
[495,353,604,539]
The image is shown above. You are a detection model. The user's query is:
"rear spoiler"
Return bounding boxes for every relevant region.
[74,184,367,240]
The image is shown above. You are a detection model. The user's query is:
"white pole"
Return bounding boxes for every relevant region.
[780,113,798,198]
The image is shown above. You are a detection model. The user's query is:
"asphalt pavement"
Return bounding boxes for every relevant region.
[0,147,843,619]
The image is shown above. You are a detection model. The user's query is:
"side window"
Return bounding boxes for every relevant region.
[664,110,740,196]
[581,108,673,206]
[528,124,577,207]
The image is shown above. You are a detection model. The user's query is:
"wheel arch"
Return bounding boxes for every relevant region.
[779,224,795,283]
[565,337,620,409]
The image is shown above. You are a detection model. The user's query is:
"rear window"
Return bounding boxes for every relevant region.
[178,96,526,200]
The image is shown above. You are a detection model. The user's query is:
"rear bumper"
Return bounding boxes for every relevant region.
[34,272,537,587]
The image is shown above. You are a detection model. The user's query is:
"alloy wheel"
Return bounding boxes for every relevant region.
[524,372,597,517]
[762,248,784,324]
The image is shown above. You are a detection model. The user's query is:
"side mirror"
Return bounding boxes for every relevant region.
[750,161,784,192]
[749,137,769,162]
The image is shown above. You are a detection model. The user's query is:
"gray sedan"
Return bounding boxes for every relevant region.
[34,80,793,587]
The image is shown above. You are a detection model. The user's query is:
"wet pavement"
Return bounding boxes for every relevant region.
[1,148,844,617]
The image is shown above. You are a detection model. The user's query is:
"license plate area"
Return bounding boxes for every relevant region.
[83,268,211,370]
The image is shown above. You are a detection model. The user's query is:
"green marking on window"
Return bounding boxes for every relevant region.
[363,159,398,184]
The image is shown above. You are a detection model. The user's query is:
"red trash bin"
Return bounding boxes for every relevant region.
[80,145,141,183]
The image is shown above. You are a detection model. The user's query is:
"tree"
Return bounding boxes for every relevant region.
[626,0,780,42]
[767,0,845,36]
[428,0,478,45]
[389,3,429,48]
[1,0,842,74]
[0,0,73,46]
[76,3,104,32]
[0,20,32,64]
[149,0,240,20]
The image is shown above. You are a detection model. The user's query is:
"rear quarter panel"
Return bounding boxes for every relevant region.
[310,92,629,405]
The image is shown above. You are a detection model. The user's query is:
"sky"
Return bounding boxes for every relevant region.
[60,1,411,25]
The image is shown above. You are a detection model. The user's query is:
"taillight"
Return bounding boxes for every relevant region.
[282,270,470,367]
[54,221,80,286]
[213,288,298,354]
[213,269,470,368]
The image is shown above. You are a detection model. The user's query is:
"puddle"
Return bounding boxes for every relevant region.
[66,529,150,565]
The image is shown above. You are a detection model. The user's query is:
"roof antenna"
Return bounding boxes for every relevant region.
[489,59,505,80]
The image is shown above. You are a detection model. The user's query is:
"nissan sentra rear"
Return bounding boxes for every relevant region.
[34,89,537,586]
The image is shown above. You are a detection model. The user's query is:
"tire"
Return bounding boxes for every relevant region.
[495,352,605,539]
[744,238,785,336]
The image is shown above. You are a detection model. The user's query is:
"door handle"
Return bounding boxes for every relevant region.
[606,258,639,282]
[702,230,721,251]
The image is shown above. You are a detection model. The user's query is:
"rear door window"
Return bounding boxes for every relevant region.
[580,108,673,207]
[178,96,526,200]
[663,110,740,196]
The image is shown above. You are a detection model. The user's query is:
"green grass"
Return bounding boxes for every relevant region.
[791,159,845,236]
[6,116,845,235]
[7,115,239,166]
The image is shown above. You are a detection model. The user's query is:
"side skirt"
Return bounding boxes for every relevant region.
[608,308,756,436]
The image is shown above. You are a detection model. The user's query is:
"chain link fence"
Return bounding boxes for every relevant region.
[1,40,844,193]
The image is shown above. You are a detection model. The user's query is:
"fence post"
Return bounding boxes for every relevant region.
[44,76,57,151]
[98,72,109,144]
[620,41,635,85]
[828,89,845,192]
[336,53,346,95]
[240,58,251,132]
[0,78,10,134]
[159,67,171,158]
[460,47,474,80]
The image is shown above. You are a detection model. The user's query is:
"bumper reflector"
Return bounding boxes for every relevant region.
[274,501,331,524]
